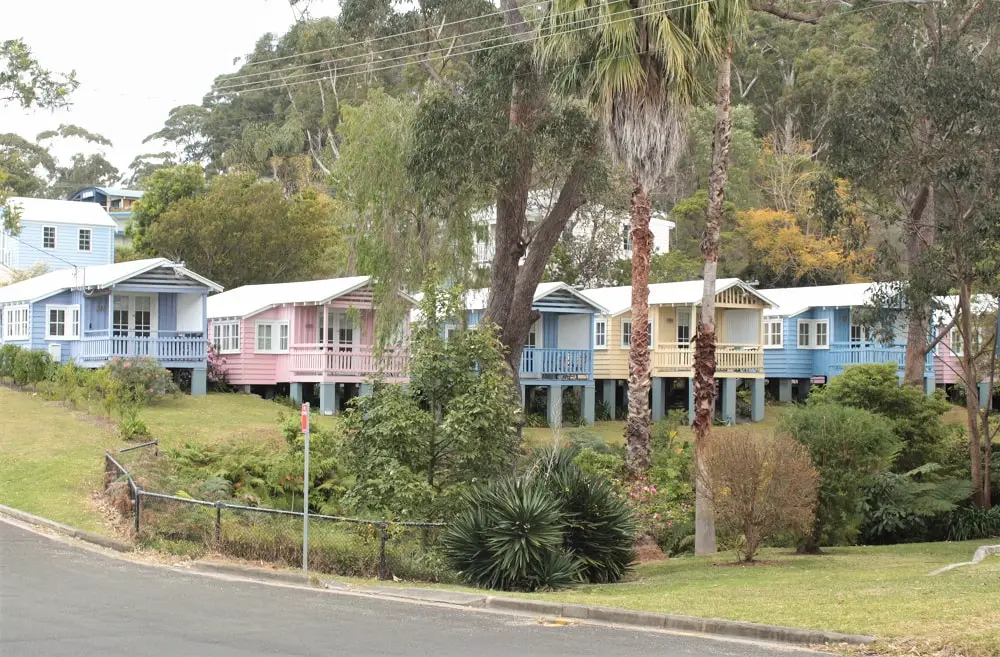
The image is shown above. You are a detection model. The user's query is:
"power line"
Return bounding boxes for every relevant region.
[211,0,697,94]
[209,0,709,98]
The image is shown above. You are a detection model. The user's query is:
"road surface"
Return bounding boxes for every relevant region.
[0,520,803,657]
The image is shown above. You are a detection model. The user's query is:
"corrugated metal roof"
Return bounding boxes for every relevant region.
[759,283,879,317]
[463,282,605,312]
[582,279,770,316]
[96,187,144,199]
[208,276,380,319]
[0,258,221,304]
[5,197,119,229]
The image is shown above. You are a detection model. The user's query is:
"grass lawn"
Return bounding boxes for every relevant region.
[0,388,334,532]
[536,542,1000,656]
[523,403,793,448]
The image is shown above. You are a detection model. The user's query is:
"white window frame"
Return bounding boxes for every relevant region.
[763,319,783,349]
[78,228,92,252]
[594,317,607,349]
[3,302,30,340]
[254,320,289,354]
[42,226,56,249]
[212,320,241,354]
[45,304,80,341]
[796,319,830,350]
[620,318,654,349]
[444,324,458,341]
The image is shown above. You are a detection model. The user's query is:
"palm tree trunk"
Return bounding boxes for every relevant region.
[694,42,734,556]
[626,177,653,477]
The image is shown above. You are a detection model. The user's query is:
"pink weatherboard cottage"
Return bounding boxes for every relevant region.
[207,276,415,415]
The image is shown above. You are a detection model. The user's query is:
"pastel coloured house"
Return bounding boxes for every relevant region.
[207,276,414,415]
[458,283,606,426]
[68,186,144,245]
[1,197,117,281]
[582,279,773,424]
[759,283,935,400]
[0,258,222,393]
[933,295,996,407]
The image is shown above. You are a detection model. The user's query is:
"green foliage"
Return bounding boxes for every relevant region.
[565,430,610,454]
[861,465,973,544]
[442,476,580,592]
[945,506,1000,542]
[810,363,957,471]
[117,407,150,442]
[105,356,180,404]
[573,448,625,483]
[542,465,635,584]
[145,173,335,290]
[127,163,205,252]
[1,39,78,110]
[11,348,53,387]
[781,403,900,550]
[0,344,20,380]
[342,283,520,519]
[594,400,612,422]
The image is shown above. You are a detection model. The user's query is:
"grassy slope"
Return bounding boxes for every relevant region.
[543,543,1000,654]
[0,389,333,532]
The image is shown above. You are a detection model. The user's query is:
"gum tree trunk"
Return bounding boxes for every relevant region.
[694,43,734,556]
[625,178,653,477]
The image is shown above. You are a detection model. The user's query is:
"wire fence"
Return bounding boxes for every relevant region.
[103,451,448,580]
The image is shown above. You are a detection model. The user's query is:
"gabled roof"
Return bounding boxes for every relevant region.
[760,283,882,318]
[207,276,416,319]
[582,279,772,317]
[463,282,606,313]
[5,197,118,229]
[0,258,222,304]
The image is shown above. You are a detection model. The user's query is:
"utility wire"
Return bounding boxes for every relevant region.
[209,0,710,97]
[211,0,698,93]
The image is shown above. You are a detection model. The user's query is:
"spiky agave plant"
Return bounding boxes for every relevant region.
[442,476,579,591]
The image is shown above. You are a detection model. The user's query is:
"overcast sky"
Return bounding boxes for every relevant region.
[2,0,340,183]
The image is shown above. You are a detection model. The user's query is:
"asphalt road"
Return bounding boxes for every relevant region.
[0,520,804,657]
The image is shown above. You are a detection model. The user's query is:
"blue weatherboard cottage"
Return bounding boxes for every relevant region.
[68,186,144,245]
[457,283,605,426]
[0,258,223,394]
[1,197,118,280]
[759,282,934,400]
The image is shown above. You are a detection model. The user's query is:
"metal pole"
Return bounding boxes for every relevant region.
[133,488,141,535]
[301,403,310,575]
[378,526,389,581]
[215,501,222,544]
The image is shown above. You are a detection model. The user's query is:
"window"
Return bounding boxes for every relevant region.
[622,224,633,253]
[763,320,783,348]
[78,228,92,252]
[796,319,830,350]
[444,324,458,341]
[3,303,29,340]
[45,305,80,340]
[850,323,868,346]
[43,226,56,249]
[254,321,289,353]
[621,318,654,348]
[212,321,241,354]
[594,318,607,349]
[676,309,692,345]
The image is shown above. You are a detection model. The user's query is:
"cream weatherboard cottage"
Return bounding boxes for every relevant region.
[582,279,773,424]
[0,258,222,394]
[207,276,414,415]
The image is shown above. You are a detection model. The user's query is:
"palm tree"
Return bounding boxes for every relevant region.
[539,0,748,478]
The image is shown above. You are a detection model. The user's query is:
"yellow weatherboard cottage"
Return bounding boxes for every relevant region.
[581,279,773,424]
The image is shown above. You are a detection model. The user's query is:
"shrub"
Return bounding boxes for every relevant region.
[781,403,900,551]
[708,430,819,562]
[565,430,610,453]
[104,356,180,405]
[118,406,151,441]
[809,363,955,472]
[442,476,579,591]
[574,448,625,483]
[0,344,21,381]
[595,400,612,422]
[945,506,1000,542]
[860,464,972,544]
[12,348,53,387]
[536,453,635,584]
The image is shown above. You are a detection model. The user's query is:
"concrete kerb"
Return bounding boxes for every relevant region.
[0,504,132,553]
[0,503,874,648]
[928,544,1000,576]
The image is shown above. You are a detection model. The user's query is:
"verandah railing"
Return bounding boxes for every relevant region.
[520,348,592,379]
[288,345,408,377]
[652,342,764,375]
[80,331,207,363]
